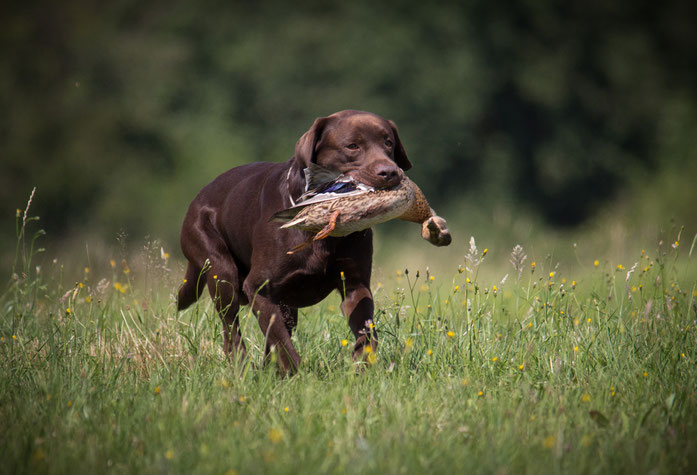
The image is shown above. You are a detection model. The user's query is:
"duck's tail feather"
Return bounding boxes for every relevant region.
[279,216,307,229]
[270,207,303,223]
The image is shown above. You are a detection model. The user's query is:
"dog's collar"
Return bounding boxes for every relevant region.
[286,167,297,207]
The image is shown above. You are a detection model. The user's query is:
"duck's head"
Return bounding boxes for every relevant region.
[293,110,412,190]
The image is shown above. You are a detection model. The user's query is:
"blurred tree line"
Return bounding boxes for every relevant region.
[2,0,696,253]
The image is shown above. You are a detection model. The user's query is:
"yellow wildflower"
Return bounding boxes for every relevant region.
[427,349,433,356]
[268,429,283,443]
[164,449,174,460]
[544,436,556,448]
[593,260,599,267]
[447,331,455,338]
[367,352,377,365]
[341,339,348,347]
[581,393,591,403]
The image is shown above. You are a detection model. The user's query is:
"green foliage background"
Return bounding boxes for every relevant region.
[2,0,696,256]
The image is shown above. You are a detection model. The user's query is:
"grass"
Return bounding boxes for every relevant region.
[2,207,697,474]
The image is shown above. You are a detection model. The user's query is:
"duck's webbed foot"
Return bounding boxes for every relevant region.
[287,210,342,254]
[313,210,341,241]
[287,239,313,255]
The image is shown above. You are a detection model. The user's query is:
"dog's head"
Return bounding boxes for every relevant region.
[294,110,412,189]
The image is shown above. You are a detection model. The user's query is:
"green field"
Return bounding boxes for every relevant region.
[2,213,697,474]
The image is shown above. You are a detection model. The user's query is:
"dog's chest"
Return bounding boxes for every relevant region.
[266,244,346,307]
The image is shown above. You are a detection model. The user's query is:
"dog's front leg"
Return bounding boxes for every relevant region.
[340,284,378,360]
[249,292,301,375]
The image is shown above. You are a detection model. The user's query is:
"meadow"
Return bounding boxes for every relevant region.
[2,204,697,474]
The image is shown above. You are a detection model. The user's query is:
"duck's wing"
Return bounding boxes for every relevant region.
[270,181,374,223]
[294,185,372,206]
[296,172,374,204]
[271,166,375,224]
[304,163,342,190]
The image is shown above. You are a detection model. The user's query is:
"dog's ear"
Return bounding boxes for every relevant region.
[294,117,329,168]
[389,120,412,171]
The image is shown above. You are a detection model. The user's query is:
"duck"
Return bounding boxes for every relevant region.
[271,164,451,253]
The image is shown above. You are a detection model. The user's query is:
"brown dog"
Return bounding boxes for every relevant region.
[177,110,413,373]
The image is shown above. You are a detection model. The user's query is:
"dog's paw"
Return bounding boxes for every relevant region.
[421,216,452,247]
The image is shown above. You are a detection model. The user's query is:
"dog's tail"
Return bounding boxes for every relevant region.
[177,262,206,310]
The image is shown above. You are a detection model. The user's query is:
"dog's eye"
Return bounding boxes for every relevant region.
[346,143,359,151]
[385,139,393,148]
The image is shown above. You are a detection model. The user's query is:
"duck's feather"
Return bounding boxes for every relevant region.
[304,163,341,190]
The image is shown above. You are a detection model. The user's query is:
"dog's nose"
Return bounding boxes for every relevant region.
[375,162,400,188]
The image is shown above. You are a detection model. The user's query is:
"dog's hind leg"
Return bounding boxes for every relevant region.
[180,211,247,361]
[177,262,205,310]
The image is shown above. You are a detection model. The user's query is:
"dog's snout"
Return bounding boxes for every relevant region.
[375,162,400,187]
